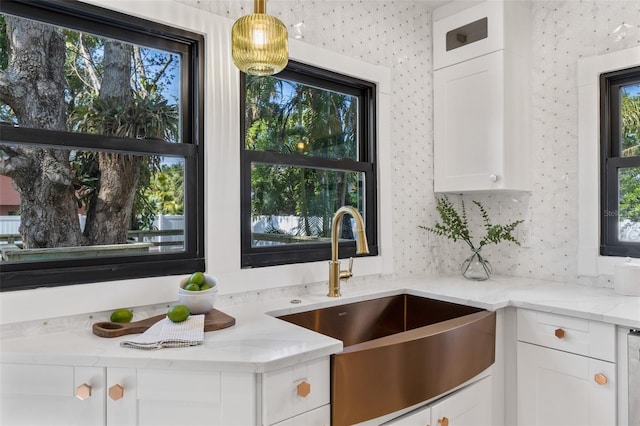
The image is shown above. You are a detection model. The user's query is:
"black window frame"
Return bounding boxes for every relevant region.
[600,66,640,257]
[0,0,205,291]
[240,61,378,268]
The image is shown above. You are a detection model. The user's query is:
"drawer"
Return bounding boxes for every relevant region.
[517,309,615,362]
[263,357,330,425]
[136,368,222,402]
[1,363,74,396]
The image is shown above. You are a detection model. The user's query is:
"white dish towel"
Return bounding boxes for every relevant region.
[121,315,205,350]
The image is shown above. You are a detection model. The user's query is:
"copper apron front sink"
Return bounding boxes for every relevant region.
[277,294,496,426]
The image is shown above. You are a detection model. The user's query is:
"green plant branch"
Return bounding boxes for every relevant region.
[420,195,523,250]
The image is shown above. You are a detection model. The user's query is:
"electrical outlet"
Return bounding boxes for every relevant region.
[518,222,532,248]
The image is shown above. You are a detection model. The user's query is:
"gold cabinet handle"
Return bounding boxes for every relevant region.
[438,417,449,426]
[594,373,608,385]
[108,384,124,401]
[554,328,566,339]
[75,383,92,400]
[297,380,311,398]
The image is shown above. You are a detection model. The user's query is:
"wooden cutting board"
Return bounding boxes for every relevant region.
[92,309,235,338]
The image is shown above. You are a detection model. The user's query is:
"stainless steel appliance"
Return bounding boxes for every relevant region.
[630,330,640,426]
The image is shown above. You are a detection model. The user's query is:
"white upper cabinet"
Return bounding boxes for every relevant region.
[433,0,532,193]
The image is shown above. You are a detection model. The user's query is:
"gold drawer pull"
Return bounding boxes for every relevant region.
[108,384,124,401]
[297,380,311,398]
[438,417,449,426]
[75,383,92,400]
[594,373,608,385]
[554,328,566,339]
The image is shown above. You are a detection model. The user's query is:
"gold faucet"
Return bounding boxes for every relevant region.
[328,206,369,297]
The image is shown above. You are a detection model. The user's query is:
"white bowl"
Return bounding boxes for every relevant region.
[177,289,217,314]
[177,274,219,314]
[178,274,218,294]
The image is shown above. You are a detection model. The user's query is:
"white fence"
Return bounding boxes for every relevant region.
[251,215,326,235]
[0,215,185,245]
[0,216,20,235]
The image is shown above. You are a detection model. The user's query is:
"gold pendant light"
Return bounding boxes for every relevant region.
[231,0,288,76]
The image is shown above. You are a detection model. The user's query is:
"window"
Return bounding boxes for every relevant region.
[0,0,204,291]
[240,61,378,267]
[600,66,640,257]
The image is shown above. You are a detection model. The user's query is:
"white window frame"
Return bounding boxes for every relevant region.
[577,46,640,276]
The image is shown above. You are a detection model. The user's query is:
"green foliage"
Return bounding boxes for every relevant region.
[244,74,360,238]
[69,91,178,230]
[73,93,178,140]
[145,163,185,216]
[62,34,180,229]
[473,200,523,247]
[420,195,523,250]
[620,87,640,224]
[1,12,184,241]
[619,168,640,224]
[70,151,99,210]
[133,158,161,231]
[622,88,640,156]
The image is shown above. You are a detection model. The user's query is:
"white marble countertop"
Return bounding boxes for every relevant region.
[1,274,639,373]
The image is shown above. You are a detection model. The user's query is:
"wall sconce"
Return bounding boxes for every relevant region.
[231,0,288,76]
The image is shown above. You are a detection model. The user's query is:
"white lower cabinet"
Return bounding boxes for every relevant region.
[106,367,255,426]
[516,309,616,426]
[386,375,493,426]
[1,363,255,426]
[0,363,105,426]
[1,358,330,426]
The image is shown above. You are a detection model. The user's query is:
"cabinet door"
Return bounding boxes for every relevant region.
[106,367,136,426]
[0,363,105,426]
[430,376,492,426]
[106,367,255,426]
[433,0,503,70]
[517,342,616,426]
[262,357,330,425]
[434,51,504,193]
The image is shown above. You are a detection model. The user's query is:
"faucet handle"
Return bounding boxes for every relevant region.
[339,257,354,280]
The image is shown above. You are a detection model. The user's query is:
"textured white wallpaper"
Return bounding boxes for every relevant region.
[183,0,640,286]
[511,0,640,285]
